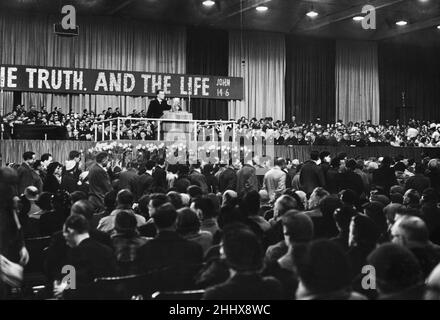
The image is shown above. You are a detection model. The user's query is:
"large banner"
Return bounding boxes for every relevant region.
[0,64,243,100]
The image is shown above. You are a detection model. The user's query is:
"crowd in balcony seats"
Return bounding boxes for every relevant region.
[2,105,440,146]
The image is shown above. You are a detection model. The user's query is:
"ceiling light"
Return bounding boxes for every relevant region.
[202,0,215,7]
[353,16,364,22]
[306,10,319,18]
[437,25,440,29]
[256,6,268,12]
[396,20,408,26]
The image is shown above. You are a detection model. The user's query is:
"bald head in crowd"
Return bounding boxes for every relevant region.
[391,215,430,246]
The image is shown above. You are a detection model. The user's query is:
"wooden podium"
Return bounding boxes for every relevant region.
[161,111,193,134]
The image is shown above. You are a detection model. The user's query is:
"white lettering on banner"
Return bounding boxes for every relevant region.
[180,76,187,95]
[202,78,210,96]
[6,67,17,88]
[26,68,37,89]
[151,74,162,92]
[141,74,152,93]
[217,78,230,86]
[109,73,122,92]
[193,77,202,96]
[51,70,63,90]
[0,66,5,87]
[73,71,83,90]
[63,70,73,90]
[38,69,50,89]
[123,73,135,92]
[163,75,171,94]
[95,72,108,91]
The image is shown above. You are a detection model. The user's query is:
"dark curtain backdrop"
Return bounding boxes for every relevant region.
[186,27,229,120]
[379,43,440,123]
[285,36,336,124]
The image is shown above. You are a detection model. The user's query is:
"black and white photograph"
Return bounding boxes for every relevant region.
[1,0,440,306]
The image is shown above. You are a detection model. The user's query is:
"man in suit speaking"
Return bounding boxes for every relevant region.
[146,89,171,119]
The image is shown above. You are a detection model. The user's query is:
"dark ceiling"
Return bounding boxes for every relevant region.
[1,0,439,45]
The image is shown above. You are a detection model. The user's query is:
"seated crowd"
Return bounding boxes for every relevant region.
[2,105,440,147]
[2,148,440,300]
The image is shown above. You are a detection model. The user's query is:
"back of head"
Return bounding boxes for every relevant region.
[65,214,90,235]
[340,189,358,206]
[282,210,314,243]
[149,193,171,210]
[176,207,201,235]
[193,196,216,219]
[115,210,138,234]
[274,157,286,167]
[222,224,263,272]
[275,195,298,218]
[152,203,177,229]
[69,150,81,161]
[295,239,351,295]
[310,151,319,161]
[187,185,203,199]
[394,215,429,244]
[167,191,183,210]
[367,243,422,295]
[241,190,260,216]
[36,192,54,211]
[96,152,108,164]
[390,185,404,196]
[116,189,134,208]
[345,159,357,171]
[71,200,95,221]
[319,195,343,219]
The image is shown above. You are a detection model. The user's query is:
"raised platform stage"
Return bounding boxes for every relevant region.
[1,140,439,168]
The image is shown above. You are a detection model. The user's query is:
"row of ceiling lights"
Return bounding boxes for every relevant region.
[202,0,440,30]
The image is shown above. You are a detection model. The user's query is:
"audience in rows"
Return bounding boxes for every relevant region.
[2,147,440,300]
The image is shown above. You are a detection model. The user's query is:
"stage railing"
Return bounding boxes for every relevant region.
[93,117,237,143]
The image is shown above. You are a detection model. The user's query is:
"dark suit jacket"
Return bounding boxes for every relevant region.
[45,229,113,284]
[146,99,171,119]
[372,166,397,194]
[335,170,365,196]
[17,162,42,194]
[43,175,61,194]
[137,230,203,271]
[88,163,112,206]
[118,169,138,194]
[203,273,283,300]
[189,170,209,194]
[64,237,116,299]
[405,174,431,195]
[61,173,78,193]
[152,166,167,191]
[137,173,154,198]
[218,167,237,193]
[300,160,325,195]
[236,164,258,196]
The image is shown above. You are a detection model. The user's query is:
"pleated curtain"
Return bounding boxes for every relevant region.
[228,30,285,121]
[335,40,380,124]
[0,13,186,114]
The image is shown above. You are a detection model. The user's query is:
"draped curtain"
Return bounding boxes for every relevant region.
[228,30,285,121]
[379,43,440,123]
[0,13,186,114]
[335,41,380,124]
[186,27,229,120]
[285,36,336,124]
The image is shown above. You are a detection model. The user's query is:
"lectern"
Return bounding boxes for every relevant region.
[161,111,193,134]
